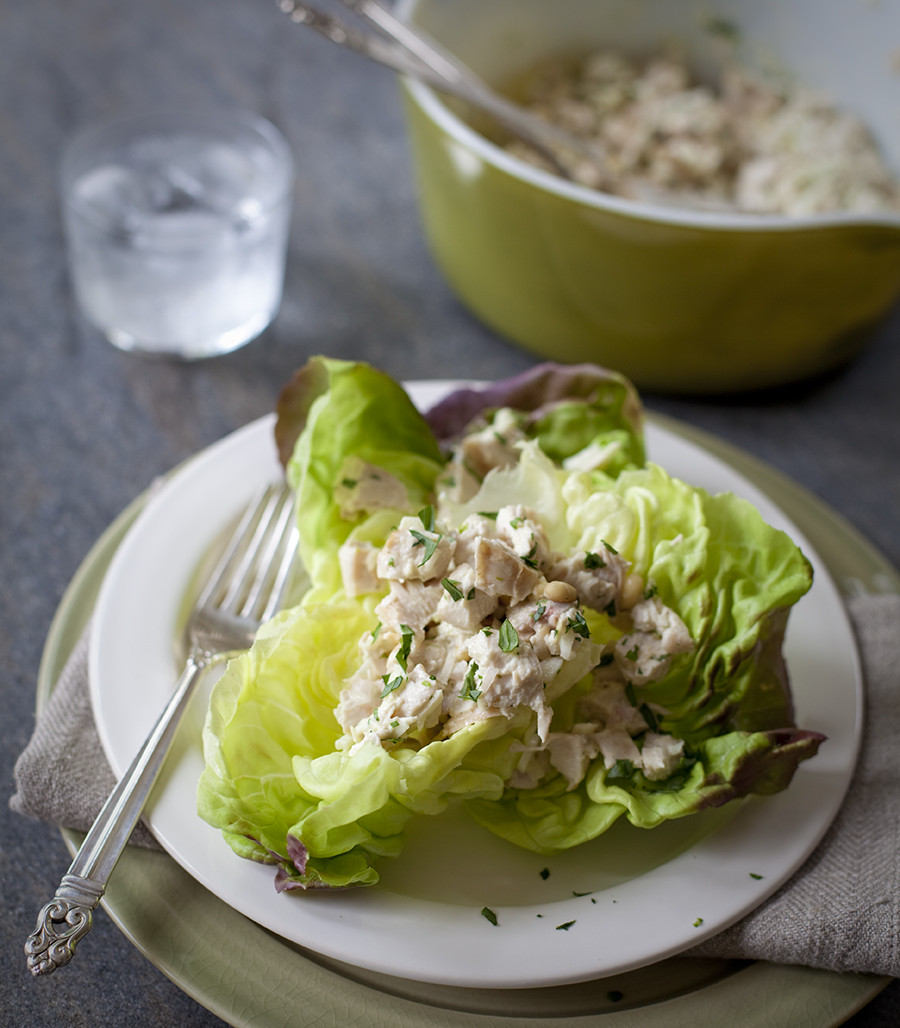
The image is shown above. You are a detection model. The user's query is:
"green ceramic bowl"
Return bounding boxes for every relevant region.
[398,0,900,394]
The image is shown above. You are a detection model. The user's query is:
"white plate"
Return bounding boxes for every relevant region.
[89,382,862,989]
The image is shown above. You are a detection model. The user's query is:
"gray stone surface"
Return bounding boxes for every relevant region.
[2,1,897,1024]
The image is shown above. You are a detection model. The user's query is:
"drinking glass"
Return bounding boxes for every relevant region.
[60,109,294,359]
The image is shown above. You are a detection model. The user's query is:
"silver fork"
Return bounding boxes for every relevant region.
[25,482,300,976]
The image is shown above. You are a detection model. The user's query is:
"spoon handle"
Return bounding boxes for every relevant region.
[277,0,602,178]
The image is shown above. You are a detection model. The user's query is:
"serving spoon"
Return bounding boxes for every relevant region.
[275,0,616,186]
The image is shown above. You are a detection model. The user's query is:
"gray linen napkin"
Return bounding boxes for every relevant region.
[10,595,900,976]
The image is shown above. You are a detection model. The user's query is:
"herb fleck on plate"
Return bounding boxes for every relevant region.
[481,906,499,926]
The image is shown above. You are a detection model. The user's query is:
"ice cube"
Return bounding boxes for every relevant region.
[70,163,151,230]
[128,208,234,252]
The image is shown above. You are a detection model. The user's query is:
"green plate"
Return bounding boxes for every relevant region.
[38,415,896,1027]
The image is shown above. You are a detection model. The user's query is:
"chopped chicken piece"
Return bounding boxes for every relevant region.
[507,745,553,789]
[496,505,551,570]
[457,407,526,480]
[596,728,642,770]
[343,665,445,749]
[549,546,630,612]
[506,597,585,661]
[338,539,381,597]
[472,536,541,603]
[434,563,497,631]
[334,457,409,519]
[335,673,382,740]
[640,731,685,781]
[547,730,602,789]
[376,516,455,582]
[454,513,499,566]
[375,580,443,634]
[577,679,649,735]
[467,630,551,740]
[615,595,694,683]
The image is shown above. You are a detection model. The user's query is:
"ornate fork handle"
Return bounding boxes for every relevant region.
[25,653,214,976]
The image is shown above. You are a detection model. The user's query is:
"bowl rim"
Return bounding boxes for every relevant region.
[397,6,900,234]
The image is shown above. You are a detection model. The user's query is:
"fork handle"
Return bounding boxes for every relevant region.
[25,654,210,976]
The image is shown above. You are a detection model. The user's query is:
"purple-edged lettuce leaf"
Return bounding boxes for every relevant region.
[424,362,645,475]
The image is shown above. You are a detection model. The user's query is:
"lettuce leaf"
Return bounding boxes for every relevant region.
[274,356,445,599]
[198,358,822,886]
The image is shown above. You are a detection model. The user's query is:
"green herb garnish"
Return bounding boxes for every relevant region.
[397,623,414,671]
[460,662,482,701]
[498,620,519,652]
[639,702,659,731]
[566,610,590,638]
[607,759,635,781]
[409,529,440,566]
[380,675,404,698]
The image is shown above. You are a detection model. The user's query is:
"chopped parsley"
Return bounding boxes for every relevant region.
[692,917,704,928]
[566,610,590,638]
[397,623,414,671]
[498,619,519,652]
[539,867,550,880]
[409,529,440,566]
[481,906,498,926]
[583,551,606,569]
[532,600,547,621]
[639,702,659,731]
[442,577,464,602]
[371,622,382,641]
[460,662,482,701]
[749,872,764,880]
[521,541,539,568]
[602,539,618,554]
[380,675,404,698]
[417,505,436,531]
[624,644,639,661]
[556,920,576,931]
[606,759,635,781]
